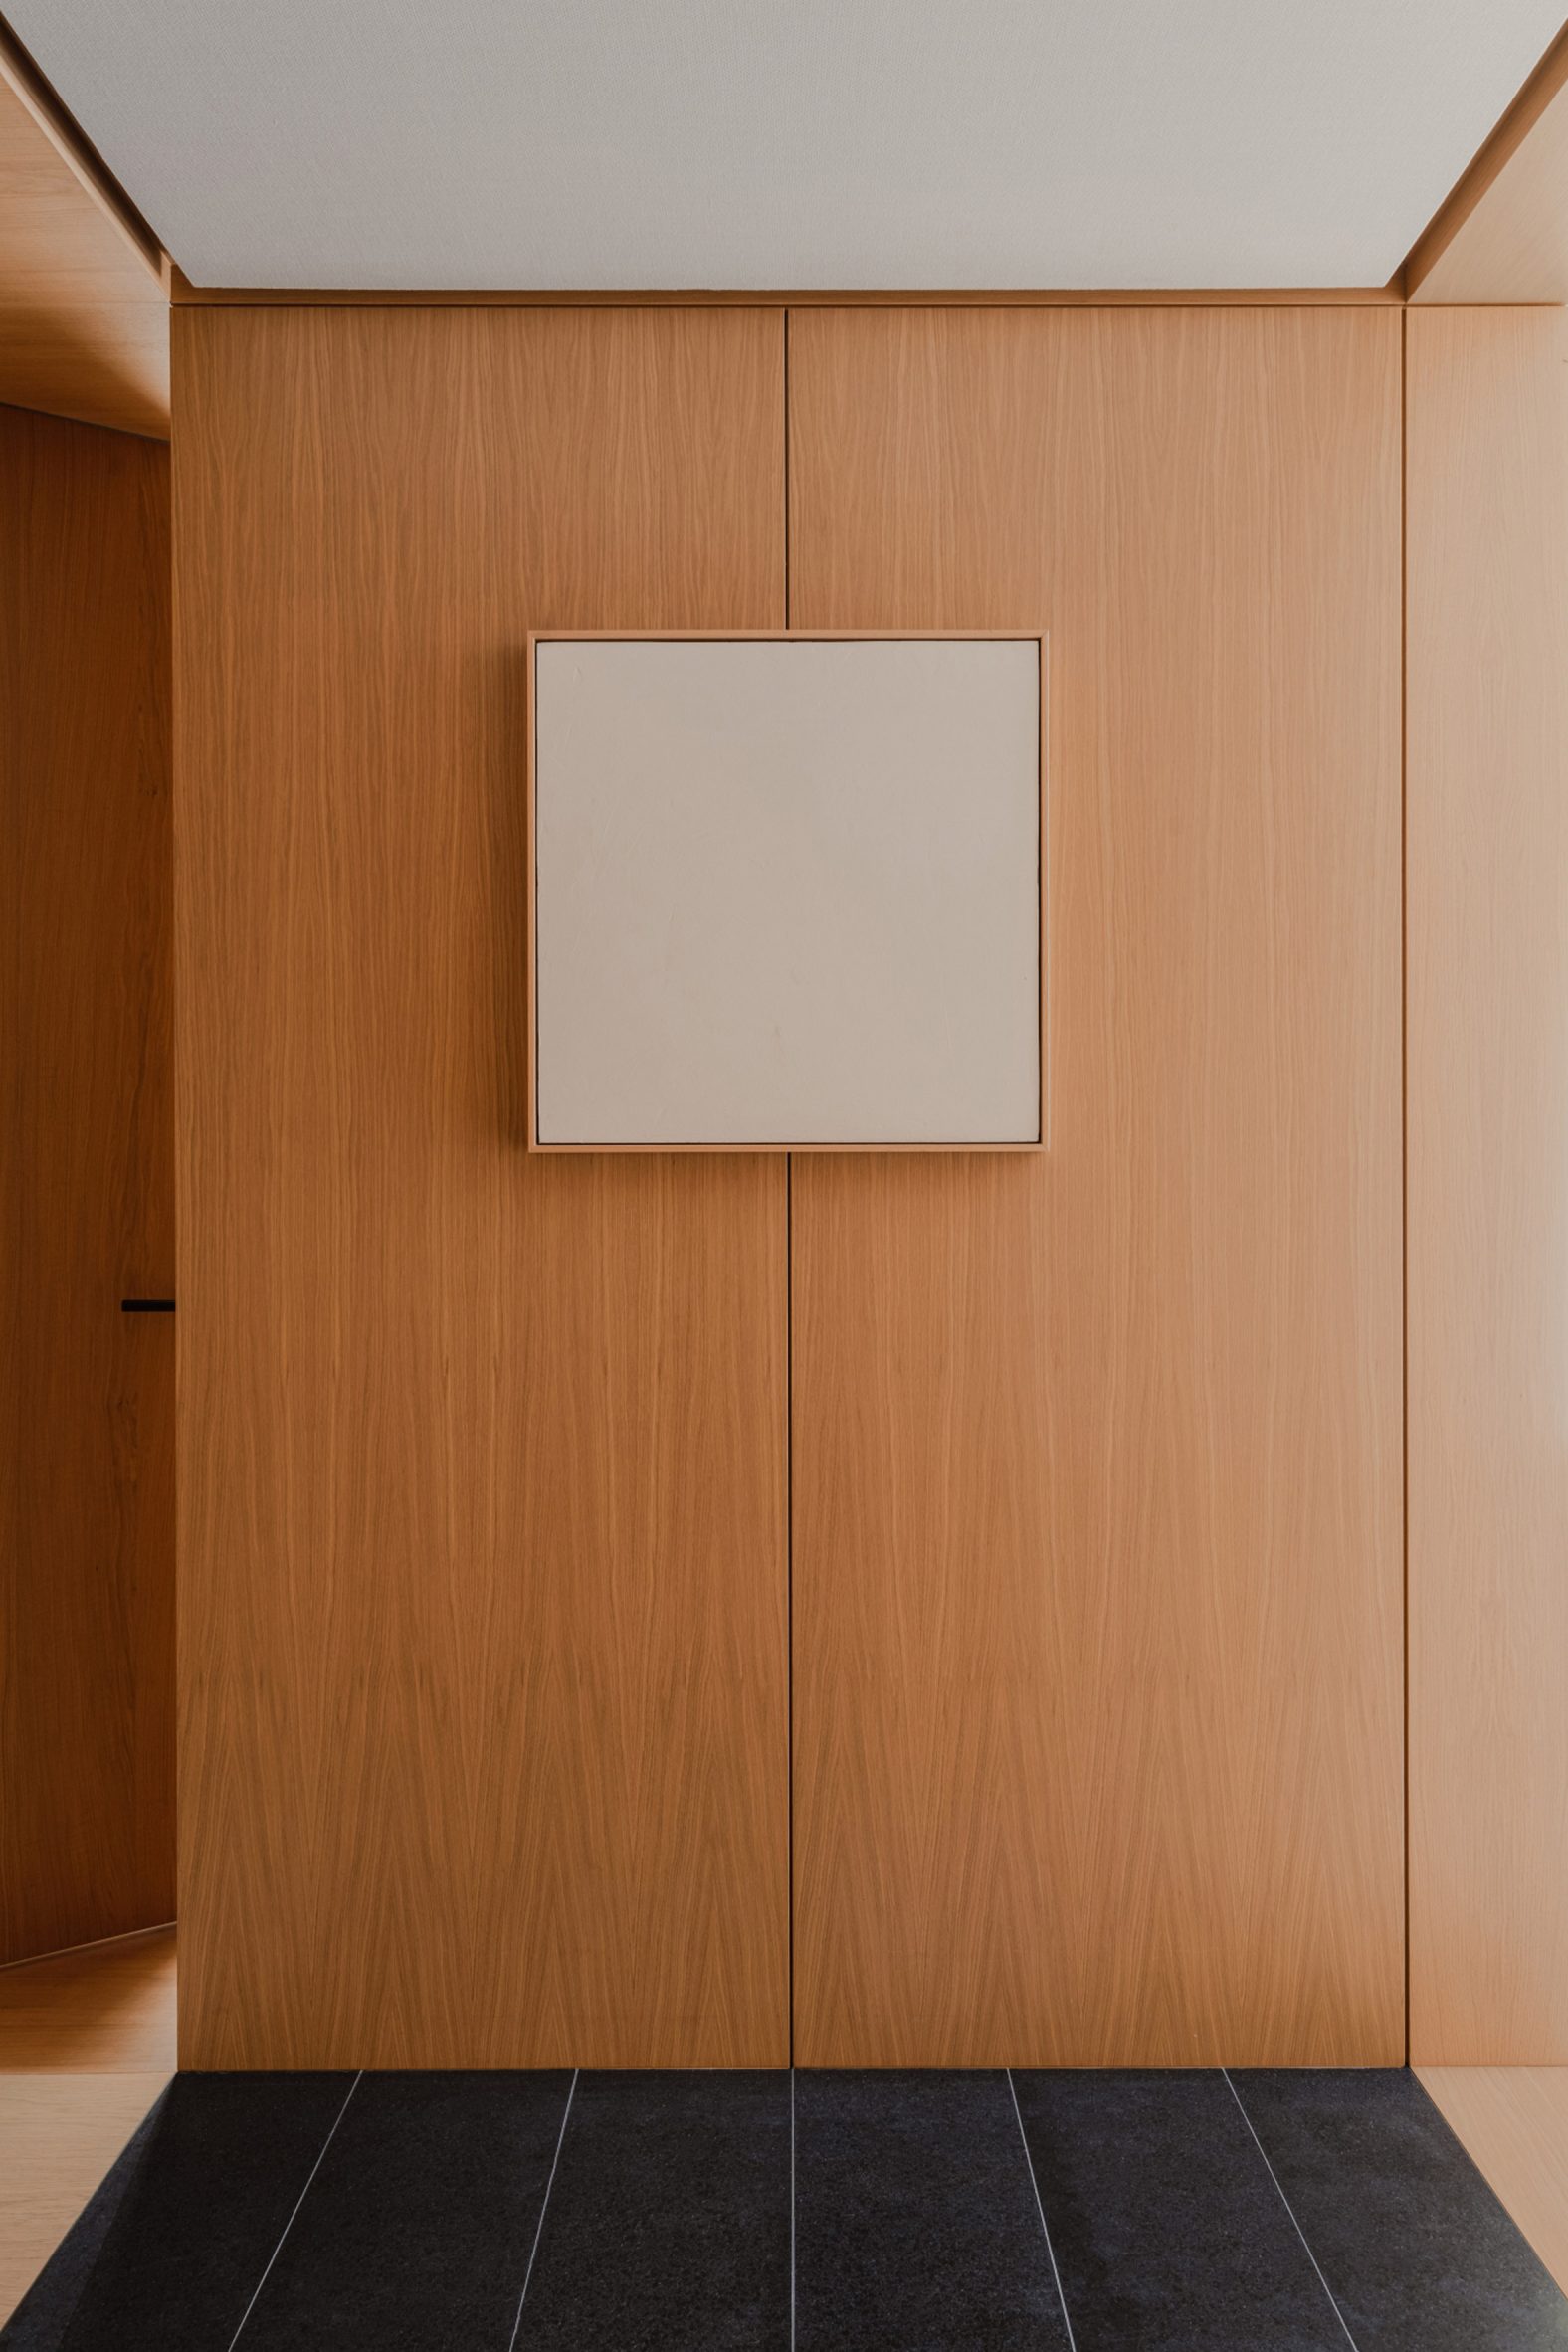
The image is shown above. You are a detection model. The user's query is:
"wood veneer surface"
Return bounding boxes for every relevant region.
[1417,2068,1568,2293]
[173,304,788,2067]
[0,49,167,437]
[0,403,174,1967]
[0,1928,174,2323]
[1407,306,1568,2064]
[0,2073,168,2328]
[0,1926,175,2071]
[786,305,1405,2065]
[1406,24,1568,303]
[171,273,1404,309]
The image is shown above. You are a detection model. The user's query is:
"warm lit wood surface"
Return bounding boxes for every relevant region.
[1407,24,1568,302]
[0,2073,168,2328]
[0,404,175,1967]
[1418,2068,1568,2295]
[0,1928,175,2327]
[173,304,788,2067]
[1407,307,1568,2065]
[0,1927,175,2071]
[0,36,167,436]
[787,307,1405,2065]
[170,270,1404,309]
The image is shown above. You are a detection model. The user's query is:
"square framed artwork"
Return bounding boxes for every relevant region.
[526,631,1046,1150]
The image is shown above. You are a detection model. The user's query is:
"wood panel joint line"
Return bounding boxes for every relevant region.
[1400,303,1412,2066]
[783,301,794,2070]
[0,1920,175,1973]
[786,1148,795,2067]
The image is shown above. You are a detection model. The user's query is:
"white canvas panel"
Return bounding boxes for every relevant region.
[531,637,1042,1148]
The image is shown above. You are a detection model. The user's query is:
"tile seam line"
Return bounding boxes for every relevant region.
[225,2068,362,2350]
[1222,2068,1360,2351]
[1005,2067,1079,2351]
[505,2066,577,2350]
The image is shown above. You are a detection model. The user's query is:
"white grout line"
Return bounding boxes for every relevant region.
[1222,2069,1360,2352]
[506,2067,577,2352]
[226,2069,361,2351]
[789,2067,797,2352]
[1005,2069,1078,2352]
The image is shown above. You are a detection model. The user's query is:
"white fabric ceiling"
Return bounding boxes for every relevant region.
[11,0,1562,290]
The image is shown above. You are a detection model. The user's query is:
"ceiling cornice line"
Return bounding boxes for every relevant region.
[0,9,167,287]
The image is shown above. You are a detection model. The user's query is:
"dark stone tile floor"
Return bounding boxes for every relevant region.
[5,2066,1565,2349]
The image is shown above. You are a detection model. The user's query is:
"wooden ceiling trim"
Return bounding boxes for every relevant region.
[170,268,1405,308]
[0,19,164,286]
[0,17,169,435]
[1406,18,1568,302]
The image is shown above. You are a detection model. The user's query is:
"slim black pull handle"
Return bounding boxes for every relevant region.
[120,1298,175,1312]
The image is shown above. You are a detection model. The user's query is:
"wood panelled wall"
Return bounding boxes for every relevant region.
[1407,306,1568,2064]
[788,309,1405,2064]
[1,402,174,1964]
[173,301,1406,2067]
[172,308,789,2068]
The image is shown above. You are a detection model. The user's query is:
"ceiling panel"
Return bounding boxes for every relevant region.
[6,0,1562,291]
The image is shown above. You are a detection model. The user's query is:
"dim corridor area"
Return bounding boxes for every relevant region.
[2,2063,1564,2350]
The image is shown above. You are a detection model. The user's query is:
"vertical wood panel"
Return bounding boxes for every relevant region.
[0,401,174,1964]
[788,307,1405,2065]
[1407,306,1568,2063]
[173,306,788,2067]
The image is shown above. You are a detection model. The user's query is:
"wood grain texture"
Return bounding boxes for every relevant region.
[1407,307,1568,2064]
[0,38,167,437]
[787,306,1405,2066]
[0,1927,175,2071]
[0,2073,169,2327]
[1417,2068,1568,2294]
[1,404,175,1968]
[1406,23,1568,302]
[173,304,788,2067]
[170,271,1404,309]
